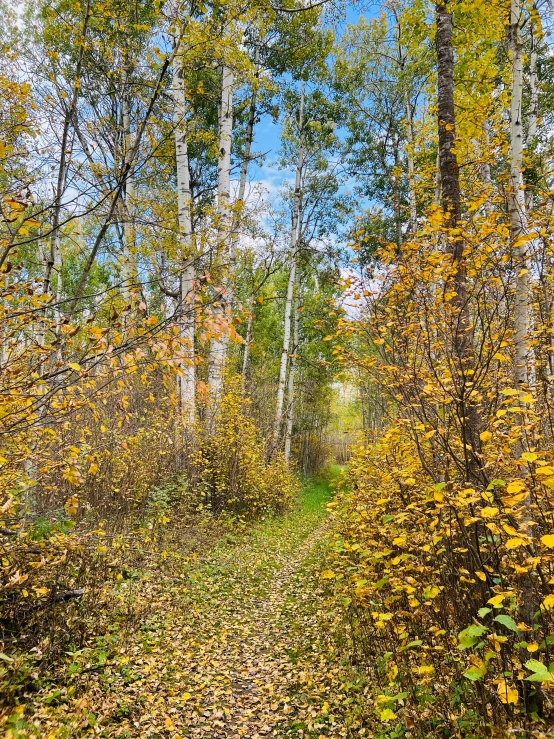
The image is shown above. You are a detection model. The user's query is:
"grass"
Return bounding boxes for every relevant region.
[2,467,361,739]
[301,464,345,513]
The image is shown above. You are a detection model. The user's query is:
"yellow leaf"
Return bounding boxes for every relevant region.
[182,693,191,701]
[68,363,81,372]
[541,535,554,548]
[521,452,537,462]
[481,506,499,518]
[542,594,554,610]
[64,495,79,516]
[380,708,396,721]
[475,571,487,581]
[506,538,526,549]
[423,585,440,599]
[480,431,492,442]
[507,480,526,494]
[488,594,506,606]
[320,570,335,579]
[497,678,519,705]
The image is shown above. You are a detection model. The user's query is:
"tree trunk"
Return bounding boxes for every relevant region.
[510,0,533,397]
[436,2,484,486]
[273,81,305,451]
[208,64,234,402]
[121,66,137,306]
[405,98,418,232]
[237,45,260,205]
[284,279,300,463]
[172,39,195,427]
[237,49,260,394]
[241,303,254,390]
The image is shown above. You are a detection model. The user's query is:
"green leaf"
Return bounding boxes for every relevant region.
[525,659,549,674]
[458,624,487,649]
[464,666,484,681]
[526,672,554,683]
[524,659,554,683]
[478,607,492,618]
[538,634,554,649]
[494,614,519,632]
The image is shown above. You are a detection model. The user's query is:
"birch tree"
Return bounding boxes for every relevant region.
[208,63,234,401]
[510,0,534,398]
[171,14,196,427]
[284,276,300,461]
[273,80,305,450]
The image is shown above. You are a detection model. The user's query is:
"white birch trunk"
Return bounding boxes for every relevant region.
[273,81,304,450]
[405,99,417,232]
[526,15,538,210]
[208,64,234,401]
[510,0,534,392]
[121,70,137,305]
[284,280,300,463]
[274,260,297,449]
[53,231,64,363]
[237,45,260,205]
[172,39,195,426]
[241,303,254,390]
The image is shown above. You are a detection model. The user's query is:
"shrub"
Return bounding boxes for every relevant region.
[327,425,554,735]
[193,378,297,516]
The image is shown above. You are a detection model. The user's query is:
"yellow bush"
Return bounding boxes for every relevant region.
[194,378,297,516]
[328,425,554,735]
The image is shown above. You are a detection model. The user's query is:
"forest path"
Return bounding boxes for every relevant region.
[31,472,368,738]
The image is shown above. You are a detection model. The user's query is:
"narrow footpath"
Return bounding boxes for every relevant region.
[21,476,370,738]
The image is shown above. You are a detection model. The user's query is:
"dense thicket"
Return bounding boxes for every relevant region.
[327,0,554,735]
[0,0,348,712]
[4,0,554,735]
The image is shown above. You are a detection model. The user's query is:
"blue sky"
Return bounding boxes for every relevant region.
[245,4,373,205]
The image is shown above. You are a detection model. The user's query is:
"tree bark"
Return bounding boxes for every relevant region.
[405,99,418,232]
[273,81,305,451]
[208,64,234,402]
[510,0,534,396]
[172,37,196,427]
[237,45,260,205]
[284,279,300,463]
[436,2,484,486]
[121,65,137,306]
[241,303,254,390]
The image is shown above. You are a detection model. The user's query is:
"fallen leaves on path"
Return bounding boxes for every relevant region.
[5,498,371,738]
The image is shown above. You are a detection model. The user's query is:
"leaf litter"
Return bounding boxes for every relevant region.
[6,491,371,738]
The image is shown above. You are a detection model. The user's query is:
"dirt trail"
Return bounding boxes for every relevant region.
[19,483,369,738]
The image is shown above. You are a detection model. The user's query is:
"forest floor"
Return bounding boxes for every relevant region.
[6,471,371,739]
